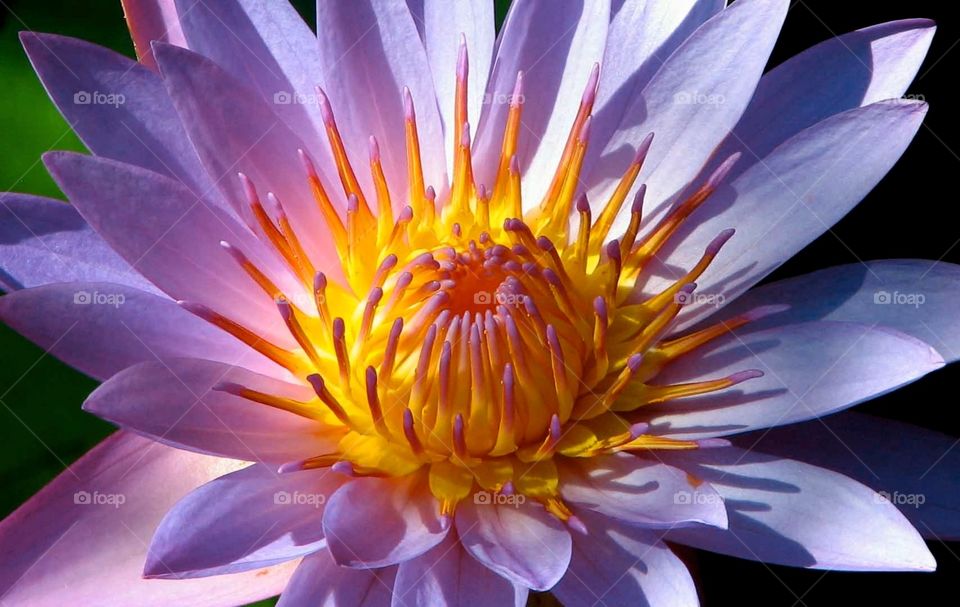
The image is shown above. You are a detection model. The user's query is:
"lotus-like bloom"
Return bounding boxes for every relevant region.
[2,1,959,606]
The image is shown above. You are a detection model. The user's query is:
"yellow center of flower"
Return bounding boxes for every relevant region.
[188,47,762,521]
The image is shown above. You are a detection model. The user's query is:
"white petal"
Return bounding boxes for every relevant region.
[456,497,572,591]
[648,321,943,439]
[560,454,727,529]
[666,448,936,571]
[590,0,725,161]
[415,0,495,175]
[707,260,960,363]
[586,0,787,230]
[714,18,935,183]
[314,0,447,201]
[473,0,610,207]
[657,100,928,327]
[555,511,699,607]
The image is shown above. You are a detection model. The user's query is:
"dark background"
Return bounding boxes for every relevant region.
[0,1,957,605]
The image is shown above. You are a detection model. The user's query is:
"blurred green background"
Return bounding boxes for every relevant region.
[0,1,512,606]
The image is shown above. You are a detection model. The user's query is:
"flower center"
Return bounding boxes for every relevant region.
[435,248,527,316]
[185,42,764,521]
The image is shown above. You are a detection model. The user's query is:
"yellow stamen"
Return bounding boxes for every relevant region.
[197,55,764,523]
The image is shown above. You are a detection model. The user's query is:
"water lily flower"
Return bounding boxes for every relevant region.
[1,0,958,605]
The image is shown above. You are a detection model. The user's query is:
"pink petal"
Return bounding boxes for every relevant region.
[172,0,331,173]
[323,474,449,569]
[121,0,186,68]
[84,358,333,462]
[0,194,155,293]
[145,463,343,578]
[0,432,294,606]
[43,151,299,346]
[152,42,341,279]
[21,33,216,199]
[0,283,281,381]
[456,497,571,591]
